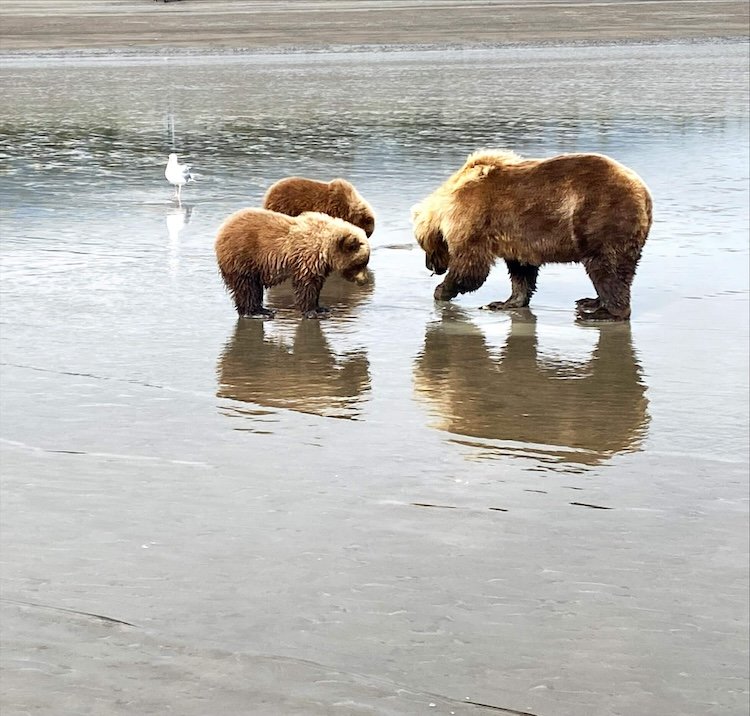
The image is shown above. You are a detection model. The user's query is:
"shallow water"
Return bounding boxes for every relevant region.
[1,42,748,716]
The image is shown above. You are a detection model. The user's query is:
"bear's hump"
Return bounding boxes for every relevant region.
[463,149,525,169]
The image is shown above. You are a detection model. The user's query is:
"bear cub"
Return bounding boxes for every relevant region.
[216,209,370,319]
[263,177,375,238]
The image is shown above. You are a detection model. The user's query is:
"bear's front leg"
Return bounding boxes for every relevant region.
[434,254,490,302]
[293,277,329,319]
[229,271,275,319]
[434,274,460,301]
[482,260,539,310]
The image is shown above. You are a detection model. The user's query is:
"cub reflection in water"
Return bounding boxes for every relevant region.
[413,309,649,465]
[217,319,370,420]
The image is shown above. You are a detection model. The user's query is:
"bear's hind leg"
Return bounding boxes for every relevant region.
[482,260,539,310]
[224,271,275,319]
[579,250,641,321]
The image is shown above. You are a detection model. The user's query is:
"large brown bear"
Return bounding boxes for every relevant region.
[215,209,370,319]
[263,177,376,237]
[411,150,653,320]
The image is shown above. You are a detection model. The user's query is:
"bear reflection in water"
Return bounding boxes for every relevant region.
[413,309,649,466]
[217,318,370,421]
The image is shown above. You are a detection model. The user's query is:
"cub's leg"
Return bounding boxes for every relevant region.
[293,276,329,319]
[433,251,491,301]
[223,270,275,319]
[482,260,539,310]
[579,249,641,321]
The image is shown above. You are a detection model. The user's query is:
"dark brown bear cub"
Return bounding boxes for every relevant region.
[412,150,653,321]
[215,209,370,319]
[263,177,375,237]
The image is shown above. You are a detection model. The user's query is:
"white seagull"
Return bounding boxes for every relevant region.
[165,153,194,203]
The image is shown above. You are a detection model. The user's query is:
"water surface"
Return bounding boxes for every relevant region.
[1,42,748,716]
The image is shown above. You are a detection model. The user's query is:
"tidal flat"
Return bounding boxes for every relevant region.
[0,41,748,716]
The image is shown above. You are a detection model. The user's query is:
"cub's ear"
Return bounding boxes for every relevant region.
[338,234,361,252]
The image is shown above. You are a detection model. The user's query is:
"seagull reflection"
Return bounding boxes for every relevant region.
[165,204,193,274]
[217,319,371,421]
[413,308,649,467]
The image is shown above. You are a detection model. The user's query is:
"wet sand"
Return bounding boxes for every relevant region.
[2,40,748,715]
[1,0,748,52]
[1,0,749,711]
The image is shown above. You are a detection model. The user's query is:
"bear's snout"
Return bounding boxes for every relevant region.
[341,265,370,286]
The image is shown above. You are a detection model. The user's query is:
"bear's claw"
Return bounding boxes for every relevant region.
[480,298,528,311]
[575,305,626,322]
[575,297,601,310]
[243,308,275,320]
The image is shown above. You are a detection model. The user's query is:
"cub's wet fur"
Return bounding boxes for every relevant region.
[215,209,370,319]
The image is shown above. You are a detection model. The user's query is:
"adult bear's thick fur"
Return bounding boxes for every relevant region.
[411,150,652,320]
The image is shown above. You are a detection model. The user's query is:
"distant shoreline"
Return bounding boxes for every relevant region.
[1,36,746,65]
[1,0,747,54]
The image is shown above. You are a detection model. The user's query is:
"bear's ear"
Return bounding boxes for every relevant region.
[338,234,361,253]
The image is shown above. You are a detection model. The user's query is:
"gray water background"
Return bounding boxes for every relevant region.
[1,41,748,715]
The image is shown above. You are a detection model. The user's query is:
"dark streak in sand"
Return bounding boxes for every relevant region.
[1,598,138,628]
[411,502,458,509]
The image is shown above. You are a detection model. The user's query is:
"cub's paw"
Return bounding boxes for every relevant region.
[243,308,275,320]
[303,307,331,320]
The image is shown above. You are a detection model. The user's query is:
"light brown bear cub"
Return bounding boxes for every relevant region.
[215,209,370,319]
[263,177,375,237]
[412,150,652,321]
